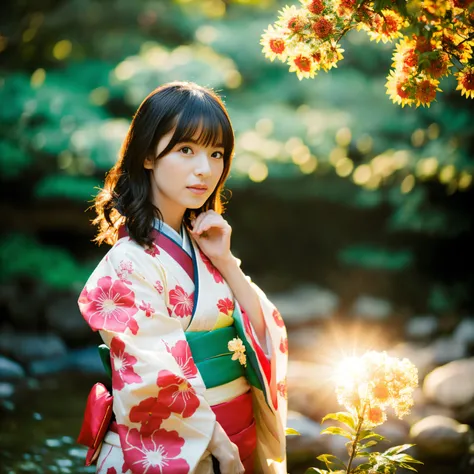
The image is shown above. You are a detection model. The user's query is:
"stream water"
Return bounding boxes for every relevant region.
[0,374,104,473]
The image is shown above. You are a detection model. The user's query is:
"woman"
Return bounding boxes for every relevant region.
[77,82,288,474]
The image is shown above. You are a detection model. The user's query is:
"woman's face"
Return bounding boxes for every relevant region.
[144,125,225,228]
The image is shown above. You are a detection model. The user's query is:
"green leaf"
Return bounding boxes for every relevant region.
[399,463,421,472]
[383,444,415,456]
[360,440,378,450]
[305,469,329,474]
[316,454,346,470]
[354,464,374,473]
[320,426,353,439]
[321,412,357,430]
[359,430,386,442]
[285,427,301,436]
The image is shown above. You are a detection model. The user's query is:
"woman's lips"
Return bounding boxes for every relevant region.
[187,186,208,195]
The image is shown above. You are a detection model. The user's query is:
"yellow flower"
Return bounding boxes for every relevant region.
[261,24,289,63]
[335,351,418,422]
[228,337,247,367]
[456,66,474,98]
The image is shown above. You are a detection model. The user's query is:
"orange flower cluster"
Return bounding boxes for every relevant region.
[335,351,418,428]
[261,0,474,106]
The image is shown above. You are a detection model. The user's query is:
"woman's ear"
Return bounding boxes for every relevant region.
[143,155,154,170]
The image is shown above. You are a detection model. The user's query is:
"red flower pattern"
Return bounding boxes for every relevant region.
[217,298,234,316]
[169,286,194,318]
[139,301,155,317]
[157,370,200,418]
[117,260,133,281]
[106,468,117,474]
[165,340,198,380]
[154,280,164,294]
[110,337,142,391]
[129,396,171,435]
[279,337,288,354]
[118,426,189,474]
[276,378,288,399]
[79,276,139,334]
[145,243,160,257]
[272,309,285,328]
[199,249,224,284]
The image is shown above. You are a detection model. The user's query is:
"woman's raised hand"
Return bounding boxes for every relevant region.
[190,210,233,265]
[208,422,245,474]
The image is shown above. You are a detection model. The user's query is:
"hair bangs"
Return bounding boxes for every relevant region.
[159,93,234,159]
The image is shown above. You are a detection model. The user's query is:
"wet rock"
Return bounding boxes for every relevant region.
[287,360,337,421]
[67,346,105,374]
[453,318,474,348]
[410,415,470,457]
[406,315,438,340]
[286,410,326,454]
[390,342,436,379]
[423,358,474,408]
[0,382,15,398]
[430,336,467,365]
[351,295,392,321]
[376,419,410,450]
[0,332,67,363]
[269,285,338,325]
[288,327,322,360]
[0,355,25,380]
[45,294,90,342]
[0,281,46,328]
[29,346,105,376]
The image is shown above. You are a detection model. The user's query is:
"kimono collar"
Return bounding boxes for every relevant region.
[153,219,192,257]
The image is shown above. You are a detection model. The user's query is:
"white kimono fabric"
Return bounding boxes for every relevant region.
[78,229,288,474]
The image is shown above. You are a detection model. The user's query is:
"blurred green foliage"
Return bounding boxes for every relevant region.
[1,0,472,312]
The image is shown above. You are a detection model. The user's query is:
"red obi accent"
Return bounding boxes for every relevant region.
[211,390,256,473]
[211,390,253,436]
[77,383,113,466]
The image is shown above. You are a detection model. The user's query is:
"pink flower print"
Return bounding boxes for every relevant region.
[117,260,133,281]
[199,249,224,284]
[154,280,164,294]
[165,340,198,379]
[118,426,189,474]
[276,378,287,399]
[279,337,288,354]
[217,297,234,316]
[107,468,117,474]
[79,276,139,334]
[145,243,160,257]
[139,301,154,317]
[110,337,142,391]
[272,308,285,328]
[157,370,200,418]
[129,397,171,436]
[169,286,194,318]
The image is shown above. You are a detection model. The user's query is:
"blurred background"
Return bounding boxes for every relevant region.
[0,0,473,473]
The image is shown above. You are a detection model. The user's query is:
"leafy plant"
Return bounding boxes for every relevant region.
[306,351,422,474]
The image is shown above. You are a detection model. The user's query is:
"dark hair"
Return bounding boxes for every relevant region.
[93,81,235,247]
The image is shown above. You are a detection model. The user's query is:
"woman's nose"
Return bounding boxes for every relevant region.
[194,152,212,177]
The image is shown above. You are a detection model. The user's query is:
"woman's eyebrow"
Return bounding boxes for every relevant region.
[179,138,224,148]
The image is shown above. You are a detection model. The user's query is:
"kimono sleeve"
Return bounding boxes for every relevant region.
[236,276,288,473]
[78,242,215,474]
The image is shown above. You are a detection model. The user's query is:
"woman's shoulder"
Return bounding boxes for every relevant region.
[92,236,166,280]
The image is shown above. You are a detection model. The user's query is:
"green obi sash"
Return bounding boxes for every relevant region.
[185,324,262,391]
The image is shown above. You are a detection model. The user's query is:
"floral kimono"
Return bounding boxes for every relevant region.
[77,222,288,474]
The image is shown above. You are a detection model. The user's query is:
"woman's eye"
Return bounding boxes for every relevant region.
[180,146,193,155]
[212,151,224,159]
